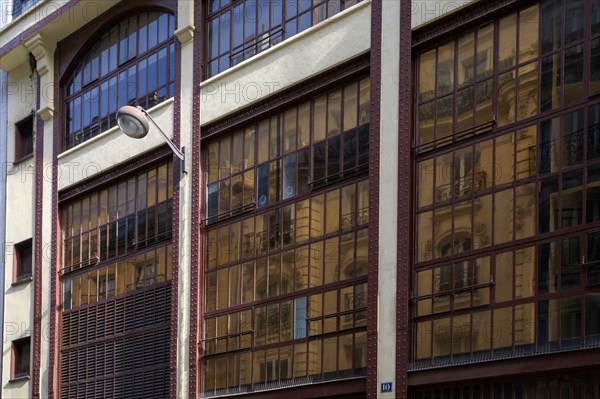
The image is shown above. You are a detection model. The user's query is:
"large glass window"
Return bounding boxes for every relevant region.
[206,0,364,77]
[202,76,369,396]
[413,0,600,370]
[206,77,370,223]
[64,12,176,150]
[61,162,173,309]
[59,162,174,397]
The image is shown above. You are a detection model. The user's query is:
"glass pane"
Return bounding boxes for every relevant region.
[515,246,536,298]
[494,189,513,244]
[541,0,562,54]
[473,194,492,250]
[497,70,516,127]
[498,14,517,70]
[591,39,600,97]
[456,87,474,132]
[241,261,254,304]
[539,177,559,234]
[436,95,454,141]
[587,164,600,224]
[417,159,434,209]
[257,163,269,208]
[325,189,340,234]
[515,183,536,240]
[563,110,584,167]
[476,24,494,79]
[564,0,584,44]
[298,102,310,148]
[495,251,513,303]
[538,241,558,294]
[433,317,451,357]
[457,33,474,87]
[472,310,491,351]
[475,79,493,125]
[561,236,580,290]
[417,211,433,263]
[437,42,454,96]
[314,95,326,142]
[257,120,269,164]
[563,44,584,105]
[560,296,582,349]
[283,108,297,154]
[327,90,342,136]
[419,102,435,146]
[358,78,370,125]
[493,307,513,349]
[517,61,538,121]
[343,82,358,131]
[540,54,561,112]
[419,49,436,102]
[519,5,539,63]
[495,132,514,185]
[561,169,583,228]
[539,117,560,174]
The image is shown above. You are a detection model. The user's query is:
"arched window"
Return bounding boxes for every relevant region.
[64,11,176,150]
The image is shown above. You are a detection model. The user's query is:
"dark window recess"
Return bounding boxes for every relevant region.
[14,239,33,282]
[206,0,364,77]
[15,114,34,161]
[11,0,38,18]
[12,337,30,380]
[588,231,600,287]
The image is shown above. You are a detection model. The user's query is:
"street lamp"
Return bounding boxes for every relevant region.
[117,105,186,174]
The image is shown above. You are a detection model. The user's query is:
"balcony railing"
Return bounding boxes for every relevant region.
[435,171,487,202]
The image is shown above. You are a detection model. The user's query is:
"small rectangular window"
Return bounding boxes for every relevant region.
[14,239,33,283]
[294,297,307,339]
[11,337,30,380]
[15,115,34,162]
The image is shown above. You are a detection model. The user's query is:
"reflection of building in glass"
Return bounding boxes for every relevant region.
[411,0,600,396]
[202,76,370,396]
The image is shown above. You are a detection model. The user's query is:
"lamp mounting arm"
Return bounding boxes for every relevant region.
[136,106,185,161]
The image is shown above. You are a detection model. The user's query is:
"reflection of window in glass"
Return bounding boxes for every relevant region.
[538,241,558,294]
[564,44,584,104]
[560,296,582,349]
[539,177,558,234]
[561,169,583,228]
[539,117,560,174]
[588,105,600,161]
[587,164,600,224]
[537,299,559,350]
[591,39,600,96]
[516,126,537,179]
[561,236,580,291]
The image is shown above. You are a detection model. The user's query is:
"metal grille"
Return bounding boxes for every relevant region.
[60,283,171,398]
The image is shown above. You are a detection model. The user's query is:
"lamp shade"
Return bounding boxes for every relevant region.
[117,105,150,139]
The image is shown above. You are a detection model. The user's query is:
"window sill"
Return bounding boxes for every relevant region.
[13,153,34,166]
[8,375,30,383]
[11,276,33,287]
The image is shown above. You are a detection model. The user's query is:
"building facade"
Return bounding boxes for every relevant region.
[0,0,597,399]
[409,0,600,397]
